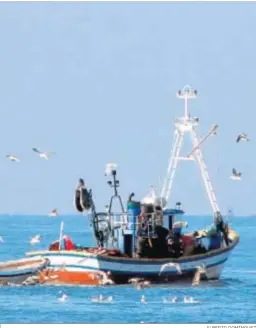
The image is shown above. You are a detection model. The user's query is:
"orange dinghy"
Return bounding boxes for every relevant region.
[39,269,102,285]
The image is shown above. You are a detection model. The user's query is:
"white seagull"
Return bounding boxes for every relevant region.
[140,295,147,303]
[159,262,182,276]
[30,234,41,245]
[163,296,178,303]
[91,294,113,303]
[236,133,249,143]
[183,296,199,303]
[192,264,206,286]
[89,271,114,285]
[49,209,59,217]
[230,168,242,180]
[128,277,151,289]
[128,277,144,284]
[32,148,55,160]
[6,155,20,162]
[58,292,68,302]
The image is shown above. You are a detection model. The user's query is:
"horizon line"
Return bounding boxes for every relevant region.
[0,213,252,217]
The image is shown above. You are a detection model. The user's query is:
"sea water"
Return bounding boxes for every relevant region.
[0,214,254,324]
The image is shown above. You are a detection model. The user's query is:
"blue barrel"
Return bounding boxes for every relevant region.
[127,201,141,232]
[122,201,141,256]
[208,232,222,250]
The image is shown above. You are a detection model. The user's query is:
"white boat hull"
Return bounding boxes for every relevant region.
[25,230,239,285]
[0,257,49,285]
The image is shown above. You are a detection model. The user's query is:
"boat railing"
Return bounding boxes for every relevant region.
[95,211,162,237]
[94,211,162,251]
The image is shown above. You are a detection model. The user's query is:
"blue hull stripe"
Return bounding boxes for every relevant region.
[29,241,237,265]
[47,258,228,275]
[0,271,34,278]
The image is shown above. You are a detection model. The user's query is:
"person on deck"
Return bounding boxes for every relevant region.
[214,211,229,246]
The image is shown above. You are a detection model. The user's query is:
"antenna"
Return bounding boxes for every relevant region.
[105,163,125,213]
[176,85,198,120]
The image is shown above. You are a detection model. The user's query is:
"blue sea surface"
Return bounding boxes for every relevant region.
[0,214,254,323]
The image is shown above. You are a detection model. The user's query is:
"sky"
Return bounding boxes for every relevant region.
[0,1,255,215]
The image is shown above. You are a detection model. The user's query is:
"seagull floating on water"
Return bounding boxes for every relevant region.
[32,148,55,160]
[136,280,151,290]
[163,296,178,303]
[159,262,182,275]
[236,133,249,143]
[140,295,147,303]
[6,155,20,162]
[230,168,242,180]
[128,277,144,284]
[30,234,40,245]
[58,292,68,302]
[128,277,151,289]
[91,294,113,303]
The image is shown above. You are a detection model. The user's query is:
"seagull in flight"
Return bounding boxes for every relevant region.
[159,262,182,275]
[192,264,206,286]
[6,155,20,162]
[236,133,249,143]
[230,168,242,180]
[32,148,55,160]
[49,209,59,217]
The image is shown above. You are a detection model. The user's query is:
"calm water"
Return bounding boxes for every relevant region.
[0,214,254,323]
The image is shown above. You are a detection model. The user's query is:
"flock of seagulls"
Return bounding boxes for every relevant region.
[186,127,249,181]
[6,148,55,163]
[56,292,199,305]
[5,148,59,219]
[86,262,205,288]
[230,132,249,180]
[163,296,199,304]
[4,149,59,245]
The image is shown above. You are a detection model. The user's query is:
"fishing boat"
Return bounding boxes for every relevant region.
[0,257,49,284]
[26,85,239,285]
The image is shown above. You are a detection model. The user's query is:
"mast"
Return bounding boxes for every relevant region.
[105,163,125,213]
[160,85,220,214]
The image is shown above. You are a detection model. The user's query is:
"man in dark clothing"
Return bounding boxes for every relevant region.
[214,211,229,246]
[166,231,184,258]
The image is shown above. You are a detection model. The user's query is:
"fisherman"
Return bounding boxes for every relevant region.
[136,206,150,258]
[214,211,229,246]
[166,230,184,258]
[151,205,170,258]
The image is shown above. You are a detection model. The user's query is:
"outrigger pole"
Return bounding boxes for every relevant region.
[160,85,220,214]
